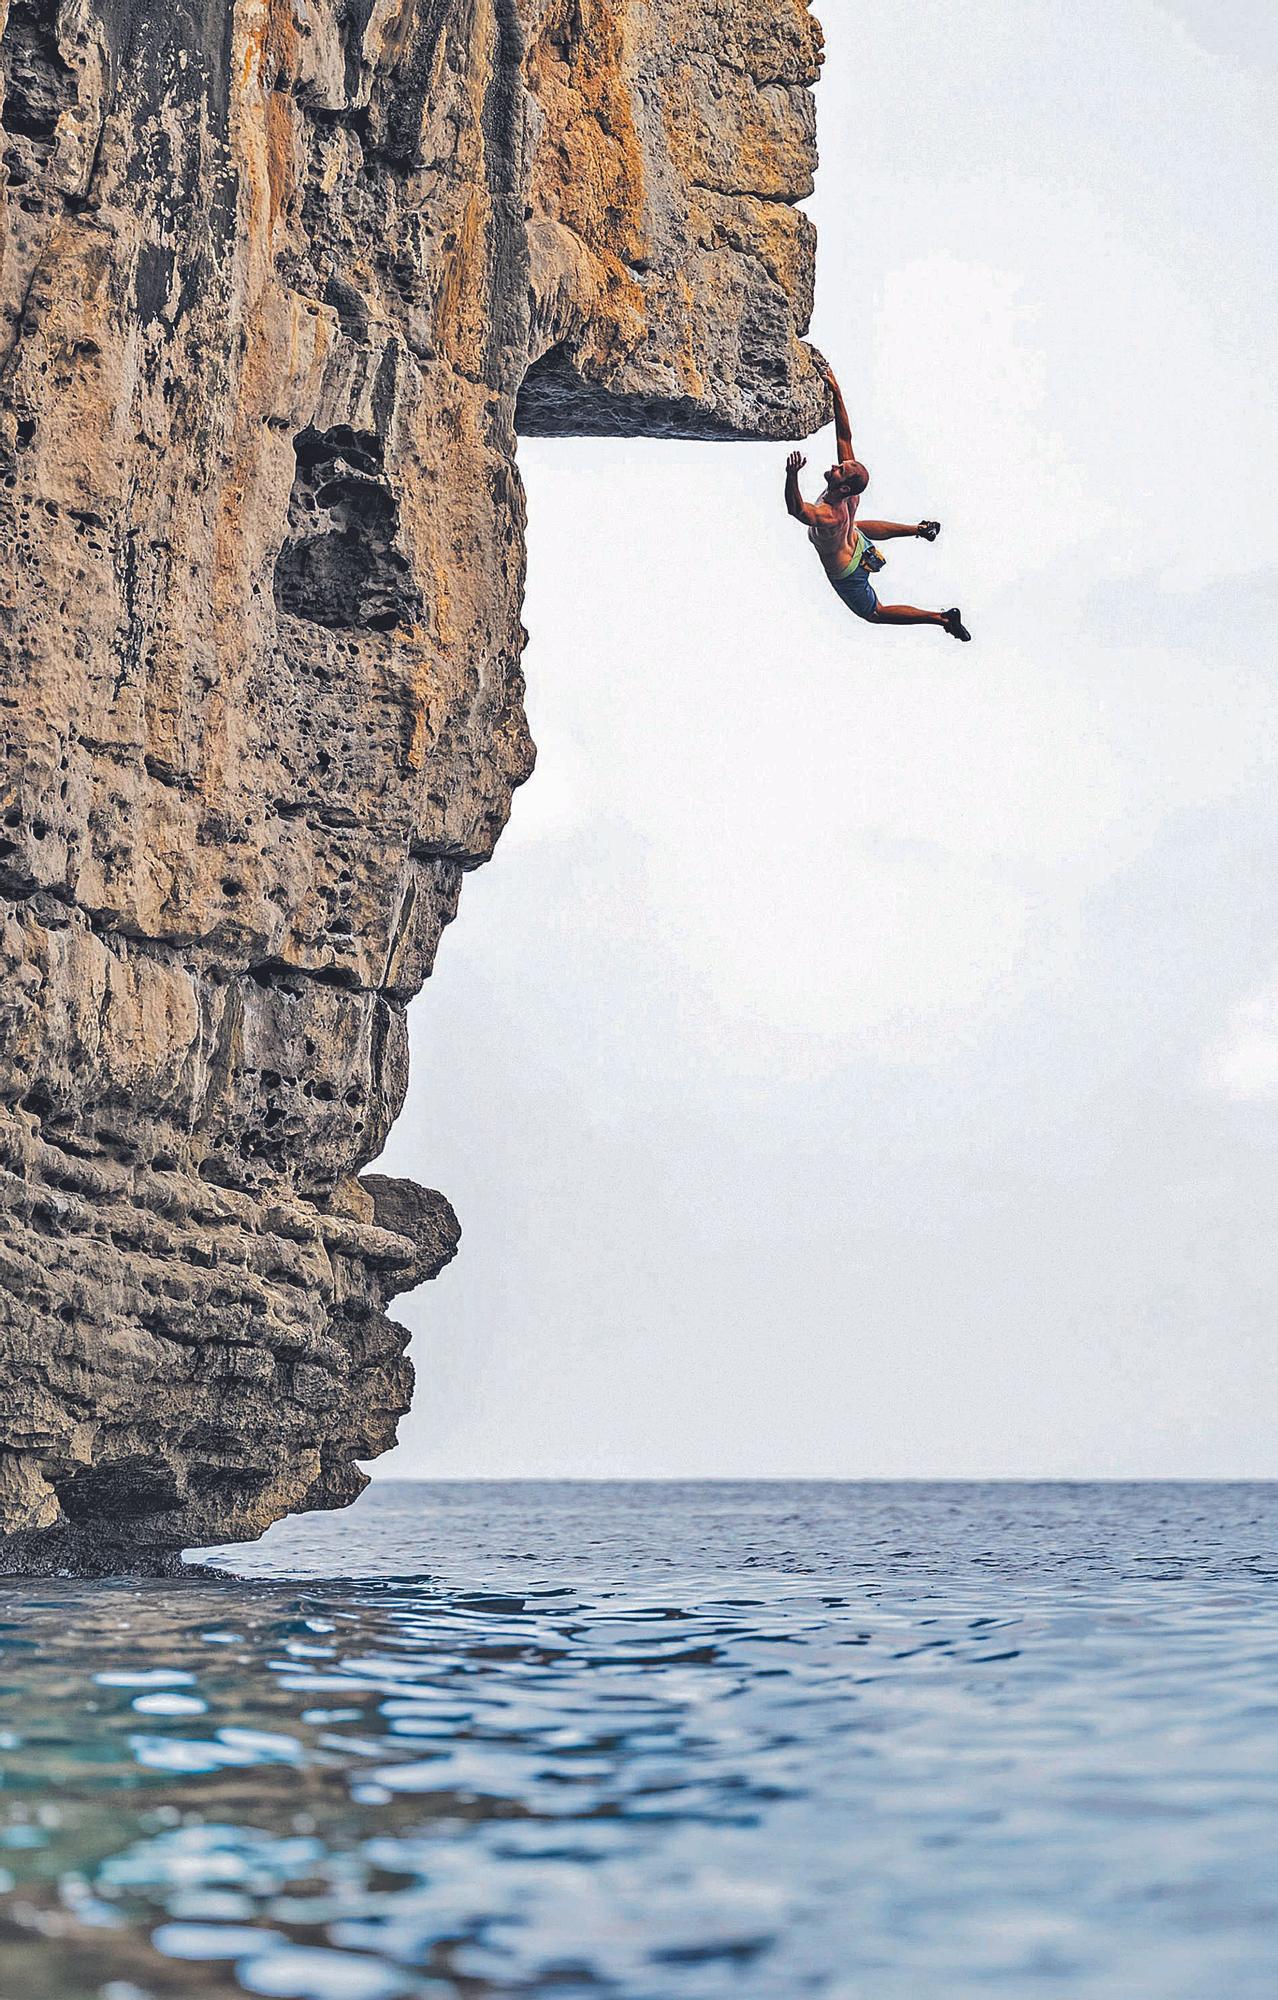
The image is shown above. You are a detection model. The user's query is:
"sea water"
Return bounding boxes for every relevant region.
[2,1481,1278,1999]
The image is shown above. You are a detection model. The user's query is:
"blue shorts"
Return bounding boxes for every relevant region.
[831,564,878,621]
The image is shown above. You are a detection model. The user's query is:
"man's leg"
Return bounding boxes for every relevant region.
[857,521,930,541]
[872,603,971,640]
[872,603,947,627]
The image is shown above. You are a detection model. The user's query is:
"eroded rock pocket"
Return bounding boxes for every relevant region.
[274,424,420,633]
[1,0,77,209]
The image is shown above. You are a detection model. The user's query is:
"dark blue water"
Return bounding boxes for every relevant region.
[3,1482,1278,1998]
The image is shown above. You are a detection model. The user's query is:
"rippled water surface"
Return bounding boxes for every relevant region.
[3,1482,1278,1998]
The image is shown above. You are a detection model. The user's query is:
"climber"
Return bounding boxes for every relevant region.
[785,362,970,641]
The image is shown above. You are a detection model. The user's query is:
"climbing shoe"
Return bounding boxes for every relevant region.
[943,608,971,641]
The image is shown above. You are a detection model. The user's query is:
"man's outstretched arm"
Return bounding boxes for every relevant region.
[823,363,856,465]
[785,451,817,524]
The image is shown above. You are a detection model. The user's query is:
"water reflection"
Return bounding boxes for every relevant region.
[2,1482,1278,1998]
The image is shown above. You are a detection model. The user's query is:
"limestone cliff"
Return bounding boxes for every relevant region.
[0,0,825,1571]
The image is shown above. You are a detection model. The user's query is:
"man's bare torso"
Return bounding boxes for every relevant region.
[808,495,859,577]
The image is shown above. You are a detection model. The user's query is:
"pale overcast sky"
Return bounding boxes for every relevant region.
[375,0,1278,1479]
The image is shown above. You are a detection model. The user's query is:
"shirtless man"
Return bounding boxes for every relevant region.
[786,363,970,641]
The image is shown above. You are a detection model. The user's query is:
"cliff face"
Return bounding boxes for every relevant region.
[0,0,824,1571]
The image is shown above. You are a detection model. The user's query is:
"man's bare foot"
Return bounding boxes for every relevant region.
[943,608,971,641]
[918,520,941,541]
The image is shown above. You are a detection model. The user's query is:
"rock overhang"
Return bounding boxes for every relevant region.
[0,0,826,1572]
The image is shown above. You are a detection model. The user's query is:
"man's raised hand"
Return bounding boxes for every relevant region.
[787,452,807,473]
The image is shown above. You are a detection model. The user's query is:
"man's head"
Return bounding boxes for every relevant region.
[825,460,869,503]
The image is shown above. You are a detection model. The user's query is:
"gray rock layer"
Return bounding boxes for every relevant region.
[0,0,825,1572]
